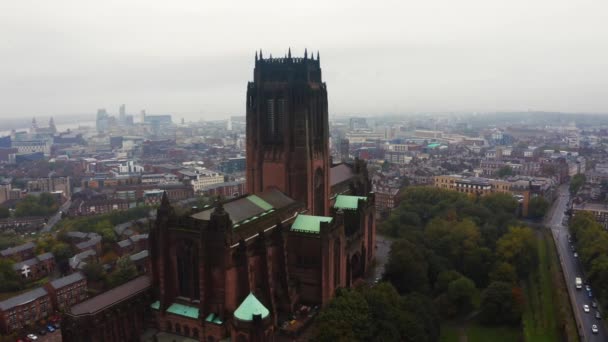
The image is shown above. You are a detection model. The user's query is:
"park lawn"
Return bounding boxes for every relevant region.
[466,323,521,342]
[439,322,460,342]
[522,231,559,342]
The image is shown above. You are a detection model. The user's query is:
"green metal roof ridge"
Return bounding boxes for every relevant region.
[291,214,333,234]
[334,195,367,210]
[166,302,199,319]
[234,292,270,321]
[246,194,273,211]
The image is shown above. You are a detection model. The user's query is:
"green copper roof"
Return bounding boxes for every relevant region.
[427,143,441,148]
[246,195,273,211]
[234,293,270,321]
[334,195,367,210]
[150,301,160,310]
[167,303,199,319]
[205,312,223,324]
[291,214,333,234]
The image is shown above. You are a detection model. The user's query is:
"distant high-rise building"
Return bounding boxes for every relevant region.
[96,109,109,133]
[48,117,56,134]
[119,104,126,123]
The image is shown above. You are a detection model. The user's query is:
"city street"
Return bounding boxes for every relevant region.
[41,199,71,233]
[547,184,607,341]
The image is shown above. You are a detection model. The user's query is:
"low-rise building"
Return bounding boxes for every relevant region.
[572,202,608,229]
[45,272,88,311]
[0,242,35,261]
[0,288,51,334]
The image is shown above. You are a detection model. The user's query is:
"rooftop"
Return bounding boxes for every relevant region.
[191,188,295,224]
[291,214,333,234]
[69,276,150,316]
[166,302,199,319]
[334,195,367,210]
[234,293,270,322]
[49,272,85,289]
[0,287,48,311]
[330,163,354,186]
[0,241,35,256]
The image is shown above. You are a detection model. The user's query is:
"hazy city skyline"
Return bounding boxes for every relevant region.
[1,0,607,120]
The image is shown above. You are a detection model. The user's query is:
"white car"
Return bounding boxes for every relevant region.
[26,334,38,341]
[584,304,590,313]
[574,252,578,258]
[592,324,599,334]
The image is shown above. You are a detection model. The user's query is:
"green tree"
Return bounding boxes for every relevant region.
[0,259,22,292]
[0,207,9,219]
[384,239,430,294]
[489,262,517,284]
[108,256,138,287]
[82,262,106,283]
[528,196,549,219]
[313,289,372,342]
[569,174,586,194]
[447,276,477,314]
[479,281,522,325]
[496,226,537,278]
[51,242,73,263]
[497,166,513,178]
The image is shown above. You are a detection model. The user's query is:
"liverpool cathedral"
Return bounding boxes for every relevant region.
[62,50,375,342]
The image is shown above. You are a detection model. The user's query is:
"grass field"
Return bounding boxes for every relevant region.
[440,321,520,342]
[522,231,559,342]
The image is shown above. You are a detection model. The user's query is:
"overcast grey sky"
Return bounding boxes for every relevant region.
[1,0,607,120]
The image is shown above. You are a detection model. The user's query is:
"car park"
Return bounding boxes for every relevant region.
[584,304,590,312]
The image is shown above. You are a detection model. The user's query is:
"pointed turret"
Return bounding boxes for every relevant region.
[288,47,291,58]
[255,50,258,61]
[304,48,308,59]
[317,51,320,62]
[260,49,263,59]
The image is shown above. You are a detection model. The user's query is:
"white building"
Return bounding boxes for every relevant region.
[192,170,224,192]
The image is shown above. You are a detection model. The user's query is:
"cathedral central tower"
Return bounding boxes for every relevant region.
[246,49,330,216]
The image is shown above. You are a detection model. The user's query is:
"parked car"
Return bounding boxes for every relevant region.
[592,324,599,334]
[38,329,46,336]
[574,252,578,258]
[584,304,590,312]
[596,311,602,319]
[586,285,591,291]
[47,324,55,332]
[592,301,598,308]
[26,334,38,341]
[588,291,593,298]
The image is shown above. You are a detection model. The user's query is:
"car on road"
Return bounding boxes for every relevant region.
[574,252,578,258]
[592,324,599,334]
[584,304,590,312]
[596,311,602,319]
[26,334,38,341]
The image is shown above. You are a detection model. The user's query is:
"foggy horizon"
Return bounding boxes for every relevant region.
[2,0,608,120]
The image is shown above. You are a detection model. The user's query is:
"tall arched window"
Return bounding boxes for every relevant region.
[314,168,325,216]
[334,239,341,288]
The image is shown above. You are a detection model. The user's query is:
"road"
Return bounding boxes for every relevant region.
[366,234,392,283]
[547,184,606,342]
[41,199,71,233]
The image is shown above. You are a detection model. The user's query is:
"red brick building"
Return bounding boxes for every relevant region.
[45,272,88,311]
[147,51,376,342]
[60,50,376,342]
[0,288,51,334]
